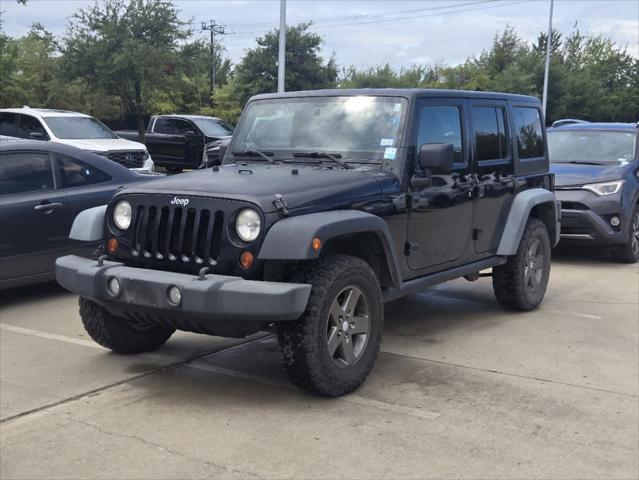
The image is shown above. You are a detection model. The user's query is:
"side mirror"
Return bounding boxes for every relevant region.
[418,143,454,174]
[29,132,45,140]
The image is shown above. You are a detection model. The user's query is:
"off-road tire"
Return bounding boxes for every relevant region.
[277,254,383,397]
[79,298,174,353]
[612,206,639,263]
[493,217,551,311]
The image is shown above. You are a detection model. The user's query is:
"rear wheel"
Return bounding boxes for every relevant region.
[612,207,639,263]
[493,217,551,311]
[277,255,383,396]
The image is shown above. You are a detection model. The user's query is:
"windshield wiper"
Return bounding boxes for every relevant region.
[292,151,353,169]
[232,150,276,163]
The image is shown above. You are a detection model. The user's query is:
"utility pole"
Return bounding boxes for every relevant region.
[277,0,286,93]
[542,0,554,119]
[201,20,226,107]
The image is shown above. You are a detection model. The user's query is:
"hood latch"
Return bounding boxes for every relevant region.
[273,193,289,216]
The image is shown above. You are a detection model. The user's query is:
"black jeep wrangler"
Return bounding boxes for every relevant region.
[56,89,560,396]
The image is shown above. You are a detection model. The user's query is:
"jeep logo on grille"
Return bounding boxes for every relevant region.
[170,196,190,206]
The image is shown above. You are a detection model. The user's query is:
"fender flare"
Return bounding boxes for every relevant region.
[69,205,107,242]
[258,210,402,286]
[496,188,559,256]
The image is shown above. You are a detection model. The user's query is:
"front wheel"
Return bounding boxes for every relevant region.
[493,217,551,311]
[277,255,383,397]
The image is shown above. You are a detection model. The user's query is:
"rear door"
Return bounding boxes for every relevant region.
[469,100,515,253]
[0,151,69,282]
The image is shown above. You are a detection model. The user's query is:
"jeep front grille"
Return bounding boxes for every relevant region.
[131,205,224,265]
[102,151,145,168]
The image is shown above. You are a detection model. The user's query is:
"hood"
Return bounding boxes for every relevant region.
[122,163,391,213]
[54,137,147,153]
[550,162,629,187]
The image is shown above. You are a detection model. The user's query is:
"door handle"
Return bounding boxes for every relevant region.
[34,202,63,211]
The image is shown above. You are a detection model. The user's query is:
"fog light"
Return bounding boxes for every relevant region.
[167,285,182,306]
[610,216,620,227]
[107,277,120,296]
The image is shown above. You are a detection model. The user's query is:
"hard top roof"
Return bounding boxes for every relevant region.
[157,114,222,121]
[250,88,540,103]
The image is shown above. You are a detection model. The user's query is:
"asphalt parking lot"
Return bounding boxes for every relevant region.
[1,248,637,479]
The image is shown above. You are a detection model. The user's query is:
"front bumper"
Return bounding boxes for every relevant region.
[555,189,628,244]
[55,255,311,322]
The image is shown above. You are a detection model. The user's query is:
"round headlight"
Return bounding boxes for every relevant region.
[113,200,132,230]
[236,208,261,242]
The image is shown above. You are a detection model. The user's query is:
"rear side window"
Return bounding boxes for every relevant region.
[0,152,54,195]
[471,107,509,161]
[417,105,464,164]
[56,154,111,188]
[512,107,544,159]
[0,113,24,138]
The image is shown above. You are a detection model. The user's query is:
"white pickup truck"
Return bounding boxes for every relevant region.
[0,107,154,173]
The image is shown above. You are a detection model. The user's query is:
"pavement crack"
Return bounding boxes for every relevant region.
[51,412,258,478]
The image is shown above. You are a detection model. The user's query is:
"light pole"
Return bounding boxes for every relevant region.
[542,0,554,119]
[201,20,226,107]
[277,0,286,93]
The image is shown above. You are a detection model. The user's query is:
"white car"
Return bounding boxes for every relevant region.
[0,107,154,173]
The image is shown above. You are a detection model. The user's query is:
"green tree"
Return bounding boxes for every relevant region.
[61,0,189,138]
[232,22,338,106]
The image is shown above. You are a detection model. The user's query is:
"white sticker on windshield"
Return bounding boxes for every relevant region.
[393,103,401,112]
[380,138,394,146]
[383,147,397,160]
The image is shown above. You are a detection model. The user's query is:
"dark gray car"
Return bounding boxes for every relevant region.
[0,138,152,289]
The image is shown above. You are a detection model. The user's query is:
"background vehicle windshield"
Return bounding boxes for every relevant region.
[231,96,407,161]
[44,117,118,139]
[192,118,234,137]
[548,130,636,164]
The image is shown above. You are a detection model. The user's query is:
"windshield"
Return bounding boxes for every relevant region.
[231,96,407,162]
[548,130,637,164]
[44,116,118,140]
[191,118,234,137]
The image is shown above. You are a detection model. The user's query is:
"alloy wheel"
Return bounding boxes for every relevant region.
[632,213,639,257]
[524,238,544,292]
[326,285,370,369]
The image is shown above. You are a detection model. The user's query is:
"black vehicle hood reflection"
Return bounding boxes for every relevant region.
[123,163,394,213]
[551,162,630,187]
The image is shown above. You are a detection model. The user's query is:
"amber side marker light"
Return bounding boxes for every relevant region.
[239,251,254,269]
[312,237,322,251]
[107,238,118,254]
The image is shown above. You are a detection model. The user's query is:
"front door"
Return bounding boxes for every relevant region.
[406,98,475,272]
[0,151,69,282]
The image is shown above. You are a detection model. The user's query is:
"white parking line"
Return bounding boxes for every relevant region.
[544,310,603,320]
[0,323,103,349]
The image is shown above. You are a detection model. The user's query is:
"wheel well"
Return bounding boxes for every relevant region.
[320,232,397,288]
[529,202,557,241]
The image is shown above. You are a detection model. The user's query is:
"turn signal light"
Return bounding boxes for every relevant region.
[312,237,322,251]
[239,251,254,269]
[107,238,118,254]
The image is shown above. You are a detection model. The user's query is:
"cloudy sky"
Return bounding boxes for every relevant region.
[2,0,637,68]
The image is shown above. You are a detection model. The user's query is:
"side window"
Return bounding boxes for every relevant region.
[0,152,54,195]
[417,105,464,164]
[512,107,544,159]
[0,113,26,138]
[153,118,173,134]
[56,154,111,188]
[471,106,509,162]
[173,119,192,134]
[18,115,49,139]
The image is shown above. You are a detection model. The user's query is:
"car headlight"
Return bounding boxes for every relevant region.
[113,200,132,230]
[582,180,624,196]
[235,208,261,242]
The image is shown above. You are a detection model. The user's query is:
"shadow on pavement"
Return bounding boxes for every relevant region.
[0,281,71,308]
